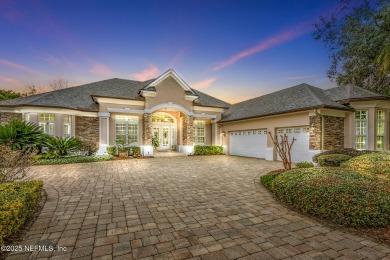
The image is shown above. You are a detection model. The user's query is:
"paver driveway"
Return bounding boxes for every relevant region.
[7,156,390,260]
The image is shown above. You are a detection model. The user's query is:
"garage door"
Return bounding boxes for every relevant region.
[276,127,310,162]
[229,129,267,158]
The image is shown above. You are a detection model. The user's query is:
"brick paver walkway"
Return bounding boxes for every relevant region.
[7,156,390,260]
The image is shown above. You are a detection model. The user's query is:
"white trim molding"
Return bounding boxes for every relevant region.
[0,107,98,117]
[143,69,198,96]
[107,103,217,119]
[93,97,145,106]
[142,145,154,156]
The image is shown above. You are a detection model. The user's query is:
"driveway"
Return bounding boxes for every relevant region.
[7,156,390,260]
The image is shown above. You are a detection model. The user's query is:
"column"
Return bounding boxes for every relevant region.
[142,113,153,156]
[97,112,110,154]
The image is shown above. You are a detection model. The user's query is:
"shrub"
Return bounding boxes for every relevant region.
[271,168,390,227]
[317,154,352,167]
[342,153,390,180]
[78,140,98,156]
[35,155,113,165]
[0,144,35,184]
[296,161,314,168]
[194,145,223,155]
[312,148,376,163]
[130,146,141,157]
[106,146,117,156]
[0,180,43,244]
[0,119,45,151]
[44,136,82,158]
[260,170,284,190]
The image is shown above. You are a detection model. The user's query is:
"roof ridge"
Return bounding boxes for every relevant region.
[303,84,325,105]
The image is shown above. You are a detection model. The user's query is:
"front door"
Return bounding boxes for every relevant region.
[153,125,176,150]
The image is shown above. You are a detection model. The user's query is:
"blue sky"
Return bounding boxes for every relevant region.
[0,0,341,103]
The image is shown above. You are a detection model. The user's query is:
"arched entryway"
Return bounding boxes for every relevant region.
[151,112,177,150]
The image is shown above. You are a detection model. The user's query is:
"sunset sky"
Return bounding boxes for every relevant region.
[0,0,342,103]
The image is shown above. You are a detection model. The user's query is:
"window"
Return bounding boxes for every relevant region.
[23,113,30,122]
[63,115,72,138]
[355,110,368,150]
[303,127,309,133]
[277,129,284,134]
[115,116,138,145]
[193,120,206,145]
[294,128,300,133]
[39,113,55,136]
[376,110,385,150]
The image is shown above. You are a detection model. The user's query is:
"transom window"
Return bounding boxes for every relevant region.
[63,115,72,138]
[355,110,368,150]
[376,110,385,150]
[151,113,175,123]
[23,113,30,122]
[39,113,55,136]
[193,120,206,145]
[115,116,139,145]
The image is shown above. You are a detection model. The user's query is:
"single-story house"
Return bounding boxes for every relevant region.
[0,69,389,162]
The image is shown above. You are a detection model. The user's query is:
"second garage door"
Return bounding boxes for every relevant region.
[276,126,310,162]
[229,129,267,158]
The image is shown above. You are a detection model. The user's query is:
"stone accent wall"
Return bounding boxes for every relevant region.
[182,113,193,145]
[75,116,99,147]
[143,113,152,146]
[309,114,344,150]
[0,112,22,124]
[324,115,344,150]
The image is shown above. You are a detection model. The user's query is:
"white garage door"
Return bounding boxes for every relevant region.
[276,127,310,162]
[229,129,267,158]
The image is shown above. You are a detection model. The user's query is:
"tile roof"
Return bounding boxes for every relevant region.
[323,85,389,102]
[219,83,351,123]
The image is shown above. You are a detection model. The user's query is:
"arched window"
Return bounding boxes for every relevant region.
[151,113,175,123]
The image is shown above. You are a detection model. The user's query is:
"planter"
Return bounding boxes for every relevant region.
[118,151,128,158]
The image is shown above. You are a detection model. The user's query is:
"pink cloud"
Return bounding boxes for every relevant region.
[192,77,218,90]
[90,64,112,77]
[212,25,312,71]
[2,76,22,86]
[0,58,36,73]
[132,65,160,81]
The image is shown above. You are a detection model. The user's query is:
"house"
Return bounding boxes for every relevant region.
[0,69,389,162]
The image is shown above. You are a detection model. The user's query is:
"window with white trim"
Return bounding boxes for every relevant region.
[193,120,206,145]
[63,115,72,138]
[115,116,138,145]
[376,110,385,150]
[39,113,55,136]
[355,110,367,150]
[23,113,30,122]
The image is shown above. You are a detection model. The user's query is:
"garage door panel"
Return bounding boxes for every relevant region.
[276,127,310,162]
[230,130,267,159]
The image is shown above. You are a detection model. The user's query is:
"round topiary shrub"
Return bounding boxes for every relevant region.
[317,154,352,167]
[271,168,390,227]
[312,148,376,163]
[342,153,390,180]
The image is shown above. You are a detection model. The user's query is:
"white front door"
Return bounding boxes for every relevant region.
[153,125,176,150]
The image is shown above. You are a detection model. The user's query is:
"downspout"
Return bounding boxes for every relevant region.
[315,109,325,151]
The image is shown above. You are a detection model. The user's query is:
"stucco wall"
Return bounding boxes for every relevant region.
[145,77,193,112]
[0,112,22,124]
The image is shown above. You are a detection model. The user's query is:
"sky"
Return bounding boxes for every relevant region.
[0,0,343,104]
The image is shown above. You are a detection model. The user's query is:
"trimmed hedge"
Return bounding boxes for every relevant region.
[296,161,314,168]
[130,146,141,157]
[342,153,390,180]
[106,146,117,156]
[266,168,390,227]
[312,148,376,163]
[317,154,352,167]
[194,145,223,155]
[0,180,43,244]
[35,155,113,165]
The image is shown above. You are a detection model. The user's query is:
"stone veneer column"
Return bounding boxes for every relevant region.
[75,116,99,147]
[309,114,344,150]
[182,114,194,145]
[143,113,152,145]
[309,115,322,150]
[0,112,22,124]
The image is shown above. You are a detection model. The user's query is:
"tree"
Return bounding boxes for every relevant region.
[0,89,23,101]
[268,132,295,170]
[313,0,390,95]
[24,84,46,96]
[49,77,69,90]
